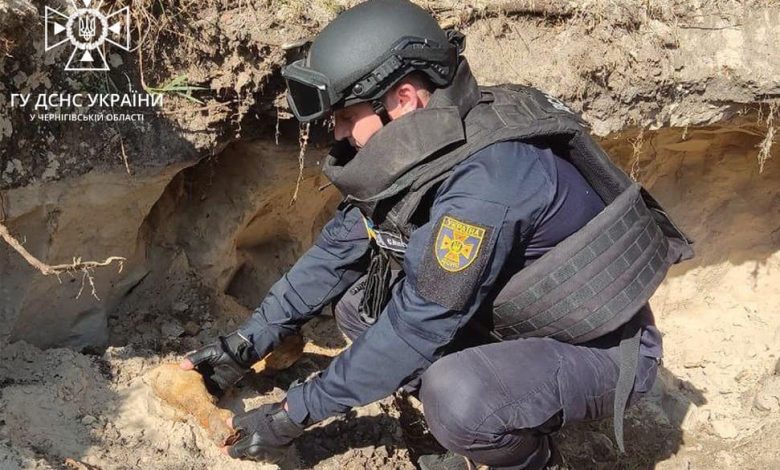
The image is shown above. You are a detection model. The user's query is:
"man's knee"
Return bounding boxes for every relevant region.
[420,344,562,468]
[333,279,366,342]
[333,291,358,326]
[420,350,523,457]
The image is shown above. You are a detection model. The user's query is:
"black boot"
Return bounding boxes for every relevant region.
[543,438,567,470]
[418,439,566,470]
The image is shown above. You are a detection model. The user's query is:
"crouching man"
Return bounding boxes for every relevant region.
[181,1,693,468]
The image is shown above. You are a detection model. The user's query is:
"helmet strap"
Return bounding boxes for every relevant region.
[371,100,392,126]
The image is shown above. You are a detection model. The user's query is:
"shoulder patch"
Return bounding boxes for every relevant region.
[416,214,495,311]
[434,216,486,272]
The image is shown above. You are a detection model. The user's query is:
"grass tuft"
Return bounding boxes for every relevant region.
[144,74,209,105]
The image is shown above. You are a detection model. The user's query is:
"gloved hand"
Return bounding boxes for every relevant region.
[180,331,259,395]
[224,402,305,463]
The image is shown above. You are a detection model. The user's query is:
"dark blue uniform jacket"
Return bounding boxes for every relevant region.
[240,140,663,424]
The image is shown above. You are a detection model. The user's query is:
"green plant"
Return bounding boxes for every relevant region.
[144,74,208,105]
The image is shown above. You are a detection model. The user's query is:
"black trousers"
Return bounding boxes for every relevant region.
[333,275,659,469]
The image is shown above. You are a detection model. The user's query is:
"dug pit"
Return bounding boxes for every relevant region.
[2,116,779,469]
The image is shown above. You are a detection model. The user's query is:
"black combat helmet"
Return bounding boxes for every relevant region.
[281,0,464,122]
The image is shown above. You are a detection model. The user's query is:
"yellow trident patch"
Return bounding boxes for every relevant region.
[434,216,486,272]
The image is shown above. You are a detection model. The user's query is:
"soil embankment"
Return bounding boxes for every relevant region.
[1,1,778,469]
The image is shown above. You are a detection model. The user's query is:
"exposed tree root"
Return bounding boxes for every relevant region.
[118,131,131,175]
[0,221,125,299]
[290,122,310,206]
[64,458,100,470]
[0,36,13,57]
[430,0,578,29]
[629,127,646,182]
[757,101,777,174]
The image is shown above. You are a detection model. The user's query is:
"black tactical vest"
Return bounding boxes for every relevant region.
[323,59,694,451]
[324,60,693,343]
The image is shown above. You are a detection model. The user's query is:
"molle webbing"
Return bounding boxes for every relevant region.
[492,184,671,344]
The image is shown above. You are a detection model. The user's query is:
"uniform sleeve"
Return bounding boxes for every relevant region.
[239,202,371,359]
[286,142,557,424]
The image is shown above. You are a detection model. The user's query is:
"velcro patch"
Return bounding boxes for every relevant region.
[435,216,486,272]
[417,215,494,311]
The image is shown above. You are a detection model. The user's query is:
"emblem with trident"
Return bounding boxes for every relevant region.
[44,0,131,71]
[78,14,97,41]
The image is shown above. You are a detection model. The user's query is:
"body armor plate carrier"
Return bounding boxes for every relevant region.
[323,61,694,451]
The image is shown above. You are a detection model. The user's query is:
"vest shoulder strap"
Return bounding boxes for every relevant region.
[380,85,592,235]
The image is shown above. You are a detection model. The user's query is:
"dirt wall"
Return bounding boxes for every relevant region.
[0,2,779,468]
[1,118,778,470]
[2,0,778,349]
[601,123,780,469]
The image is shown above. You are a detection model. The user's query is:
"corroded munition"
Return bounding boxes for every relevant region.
[149,334,305,444]
[251,334,305,374]
[149,364,236,444]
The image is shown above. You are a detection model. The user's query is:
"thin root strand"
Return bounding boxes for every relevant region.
[0,222,125,300]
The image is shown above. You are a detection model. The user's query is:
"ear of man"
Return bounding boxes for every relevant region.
[385,71,435,119]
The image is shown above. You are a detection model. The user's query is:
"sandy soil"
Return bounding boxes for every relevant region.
[2,123,779,469]
[1,1,779,469]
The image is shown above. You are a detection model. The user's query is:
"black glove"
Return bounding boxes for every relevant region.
[227,402,305,463]
[184,331,259,395]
